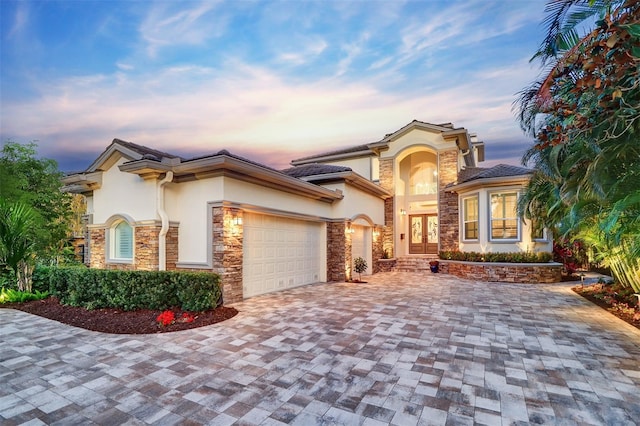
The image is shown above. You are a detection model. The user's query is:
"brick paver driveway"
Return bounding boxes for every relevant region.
[2,272,640,425]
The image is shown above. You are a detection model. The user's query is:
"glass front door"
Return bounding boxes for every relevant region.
[409,214,438,254]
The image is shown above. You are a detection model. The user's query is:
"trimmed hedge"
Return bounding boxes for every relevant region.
[34,266,221,311]
[439,250,553,263]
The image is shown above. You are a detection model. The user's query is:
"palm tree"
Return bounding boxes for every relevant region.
[516,0,640,291]
[0,200,37,292]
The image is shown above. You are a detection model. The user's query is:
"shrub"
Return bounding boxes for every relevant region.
[439,250,552,263]
[38,267,221,311]
[0,287,49,303]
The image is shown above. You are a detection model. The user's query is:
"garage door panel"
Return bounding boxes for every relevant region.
[243,213,323,298]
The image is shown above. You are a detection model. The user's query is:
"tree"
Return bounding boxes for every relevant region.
[0,201,37,291]
[0,141,73,284]
[353,257,367,282]
[516,0,640,291]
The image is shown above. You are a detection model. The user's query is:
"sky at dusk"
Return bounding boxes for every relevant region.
[0,0,548,173]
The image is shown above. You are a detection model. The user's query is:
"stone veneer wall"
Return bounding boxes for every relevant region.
[134,225,161,270]
[89,223,180,272]
[379,158,395,257]
[211,206,243,304]
[88,228,105,269]
[438,150,459,251]
[439,261,562,283]
[165,226,179,271]
[372,226,384,273]
[327,220,348,282]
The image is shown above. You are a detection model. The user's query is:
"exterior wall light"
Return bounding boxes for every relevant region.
[233,216,243,226]
[400,209,407,215]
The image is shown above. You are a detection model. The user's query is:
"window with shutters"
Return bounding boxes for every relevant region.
[112,221,133,260]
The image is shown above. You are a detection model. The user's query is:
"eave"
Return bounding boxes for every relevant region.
[290,149,375,166]
[298,171,392,200]
[121,154,344,203]
[61,171,103,194]
[447,175,531,193]
[118,160,173,180]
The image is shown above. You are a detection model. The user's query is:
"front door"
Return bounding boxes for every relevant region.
[409,214,438,254]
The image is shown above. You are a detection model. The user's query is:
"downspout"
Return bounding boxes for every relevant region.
[157,171,174,271]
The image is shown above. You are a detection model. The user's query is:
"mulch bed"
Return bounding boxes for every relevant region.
[572,283,640,330]
[0,297,238,334]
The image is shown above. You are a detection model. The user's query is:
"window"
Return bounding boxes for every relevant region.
[409,164,438,195]
[490,192,519,240]
[462,195,479,240]
[113,221,133,260]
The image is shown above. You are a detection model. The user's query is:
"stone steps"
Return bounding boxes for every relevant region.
[393,256,440,272]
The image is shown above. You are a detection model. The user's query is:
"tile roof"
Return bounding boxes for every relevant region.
[183,149,281,172]
[281,163,353,178]
[292,144,371,162]
[458,164,532,183]
[113,138,183,161]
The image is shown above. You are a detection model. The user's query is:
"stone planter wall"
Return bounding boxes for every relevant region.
[439,260,562,283]
[376,258,397,272]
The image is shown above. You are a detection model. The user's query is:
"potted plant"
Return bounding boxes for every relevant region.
[353,257,368,282]
[429,260,439,273]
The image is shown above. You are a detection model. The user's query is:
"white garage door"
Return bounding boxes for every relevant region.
[352,225,371,275]
[243,213,323,298]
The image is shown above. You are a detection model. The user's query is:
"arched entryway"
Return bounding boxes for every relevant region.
[396,149,439,255]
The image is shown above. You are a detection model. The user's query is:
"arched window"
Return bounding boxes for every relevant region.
[113,221,133,260]
[409,164,438,195]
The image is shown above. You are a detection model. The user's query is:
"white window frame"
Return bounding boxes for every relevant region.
[530,219,549,242]
[489,191,520,242]
[461,194,479,242]
[109,220,134,263]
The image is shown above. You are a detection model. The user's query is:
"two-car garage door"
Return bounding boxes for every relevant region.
[242,213,324,298]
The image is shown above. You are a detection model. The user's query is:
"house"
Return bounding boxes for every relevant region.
[63,120,556,303]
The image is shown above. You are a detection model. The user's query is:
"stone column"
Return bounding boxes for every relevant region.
[379,158,395,257]
[372,226,384,273]
[438,150,459,251]
[327,220,349,282]
[212,206,244,304]
[88,227,105,269]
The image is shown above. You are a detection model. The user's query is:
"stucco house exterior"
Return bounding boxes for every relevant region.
[63,120,556,303]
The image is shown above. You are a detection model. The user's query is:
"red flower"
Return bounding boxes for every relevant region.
[181,313,195,323]
[156,310,175,327]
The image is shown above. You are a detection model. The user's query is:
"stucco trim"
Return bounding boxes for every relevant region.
[209,201,330,223]
[299,171,392,199]
[350,214,376,227]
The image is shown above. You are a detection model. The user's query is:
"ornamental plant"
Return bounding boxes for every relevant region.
[353,257,367,282]
[180,313,195,323]
[156,310,175,327]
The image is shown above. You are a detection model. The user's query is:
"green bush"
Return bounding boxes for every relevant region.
[439,250,553,263]
[37,267,221,311]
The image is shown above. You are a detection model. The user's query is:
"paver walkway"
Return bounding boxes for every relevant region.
[1,272,640,425]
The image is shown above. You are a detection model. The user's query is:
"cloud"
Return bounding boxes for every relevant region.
[1,54,535,172]
[139,1,225,57]
[6,1,29,39]
[277,38,328,66]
